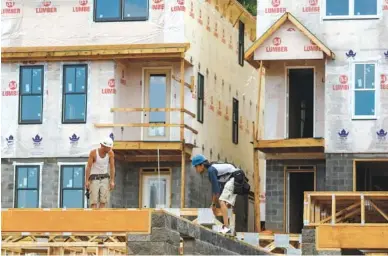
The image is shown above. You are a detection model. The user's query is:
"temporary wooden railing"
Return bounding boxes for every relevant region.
[303,192,388,226]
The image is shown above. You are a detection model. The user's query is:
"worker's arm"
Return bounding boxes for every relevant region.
[109,150,115,190]
[85,151,94,189]
[208,167,221,205]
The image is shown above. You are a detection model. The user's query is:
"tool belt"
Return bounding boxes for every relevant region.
[89,173,110,180]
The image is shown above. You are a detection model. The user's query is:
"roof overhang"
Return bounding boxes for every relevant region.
[1,43,190,63]
[245,12,335,67]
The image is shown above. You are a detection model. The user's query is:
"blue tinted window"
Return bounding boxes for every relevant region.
[61,166,85,208]
[326,0,349,16]
[354,63,376,117]
[63,65,87,123]
[124,0,148,20]
[19,66,44,124]
[355,64,365,89]
[149,75,166,123]
[355,91,375,116]
[365,64,375,89]
[15,166,40,208]
[95,0,120,20]
[354,0,377,15]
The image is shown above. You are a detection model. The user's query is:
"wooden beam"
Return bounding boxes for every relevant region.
[172,74,194,92]
[369,200,388,222]
[110,108,196,118]
[116,154,188,162]
[265,152,325,160]
[320,202,361,224]
[3,242,126,248]
[255,138,324,149]
[316,225,388,249]
[113,141,183,150]
[180,57,186,209]
[1,209,151,233]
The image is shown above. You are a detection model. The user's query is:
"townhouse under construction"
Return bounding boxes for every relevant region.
[1,0,388,255]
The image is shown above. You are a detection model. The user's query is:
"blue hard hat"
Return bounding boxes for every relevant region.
[192,154,207,166]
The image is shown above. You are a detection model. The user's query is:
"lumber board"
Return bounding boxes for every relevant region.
[113,141,183,150]
[316,225,388,249]
[1,209,151,233]
[255,138,324,149]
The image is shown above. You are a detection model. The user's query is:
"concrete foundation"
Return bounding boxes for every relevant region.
[126,211,268,255]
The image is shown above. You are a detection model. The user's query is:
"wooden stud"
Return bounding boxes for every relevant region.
[110,108,196,118]
[265,152,325,160]
[113,141,183,150]
[180,57,186,209]
[331,194,336,225]
[369,200,388,221]
[361,194,365,225]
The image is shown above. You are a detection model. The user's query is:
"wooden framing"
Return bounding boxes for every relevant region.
[139,168,172,209]
[303,192,388,227]
[352,159,388,192]
[244,12,335,66]
[265,152,325,160]
[237,233,301,253]
[284,166,316,233]
[1,209,151,233]
[316,225,388,249]
[180,58,186,209]
[1,43,190,62]
[254,138,325,154]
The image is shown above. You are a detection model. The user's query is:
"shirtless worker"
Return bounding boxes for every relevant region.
[85,137,115,208]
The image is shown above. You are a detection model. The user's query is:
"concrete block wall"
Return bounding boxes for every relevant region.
[126,211,268,255]
[265,159,326,231]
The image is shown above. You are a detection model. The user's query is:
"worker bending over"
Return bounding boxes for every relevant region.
[192,154,240,235]
[85,137,115,208]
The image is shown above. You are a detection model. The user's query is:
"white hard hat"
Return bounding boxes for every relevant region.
[101,137,113,148]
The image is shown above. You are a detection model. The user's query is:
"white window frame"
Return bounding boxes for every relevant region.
[351,61,379,120]
[57,162,88,208]
[322,0,381,20]
[12,162,44,208]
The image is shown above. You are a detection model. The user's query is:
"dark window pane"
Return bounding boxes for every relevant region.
[62,167,74,188]
[21,95,42,122]
[149,75,166,122]
[21,68,32,94]
[17,168,28,188]
[32,68,43,94]
[65,67,76,93]
[73,167,84,188]
[354,0,377,15]
[355,91,375,116]
[124,0,148,19]
[17,190,38,208]
[62,190,84,208]
[355,64,365,89]
[64,94,86,121]
[326,0,349,16]
[27,167,38,188]
[96,0,121,19]
[75,67,86,93]
[365,64,375,89]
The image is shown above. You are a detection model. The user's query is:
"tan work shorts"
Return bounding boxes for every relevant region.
[219,178,237,207]
[89,178,110,205]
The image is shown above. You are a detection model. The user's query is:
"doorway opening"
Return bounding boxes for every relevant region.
[285,167,315,233]
[287,68,314,139]
[355,161,388,191]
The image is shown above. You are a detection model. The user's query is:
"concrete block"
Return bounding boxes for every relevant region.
[317,250,342,255]
[302,228,315,243]
[151,227,180,246]
[301,243,317,255]
[127,241,178,255]
[199,227,218,244]
[151,213,166,227]
[127,234,151,242]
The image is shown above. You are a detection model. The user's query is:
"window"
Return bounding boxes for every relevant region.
[232,98,239,144]
[63,65,87,123]
[19,66,44,124]
[353,63,377,119]
[140,168,171,208]
[94,0,149,22]
[15,166,40,208]
[238,21,245,66]
[197,73,204,123]
[325,0,378,18]
[60,165,85,208]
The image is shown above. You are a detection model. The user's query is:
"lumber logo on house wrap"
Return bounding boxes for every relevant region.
[266,37,288,52]
[2,81,18,96]
[333,75,349,91]
[197,8,202,24]
[1,1,21,14]
[384,0,388,10]
[73,0,90,12]
[304,39,320,52]
[265,0,286,14]
[217,101,222,116]
[189,1,194,18]
[31,134,44,155]
[4,135,15,154]
[376,129,387,142]
[381,74,388,89]
[69,134,80,146]
[36,0,57,13]
[171,0,185,12]
[102,79,116,94]
[213,22,218,38]
[224,106,229,120]
[152,0,164,11]
[302,0,320,13]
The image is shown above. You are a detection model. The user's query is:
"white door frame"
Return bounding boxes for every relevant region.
[141,174,171,208]
[284,66,316,139]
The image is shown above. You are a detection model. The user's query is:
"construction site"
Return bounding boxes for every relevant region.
[1,0,388,255]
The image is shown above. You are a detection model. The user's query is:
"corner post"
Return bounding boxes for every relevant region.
[180,56,186,208]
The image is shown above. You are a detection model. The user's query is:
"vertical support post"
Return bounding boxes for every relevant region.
[180,57,186,209]
[331,194,336,225]
[361,194,365,225]
[253,60,263,232]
